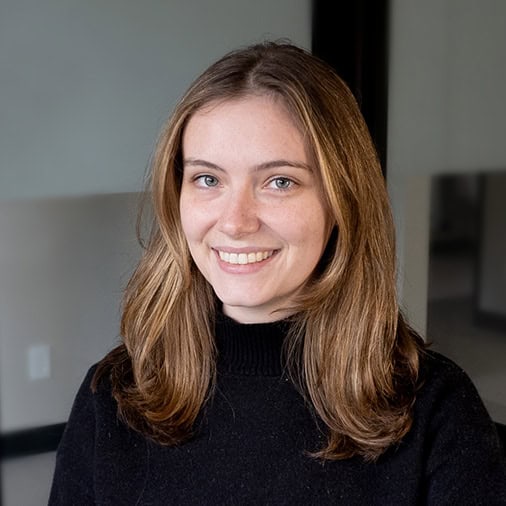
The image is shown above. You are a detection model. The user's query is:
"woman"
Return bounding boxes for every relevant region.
[50,42,506,504]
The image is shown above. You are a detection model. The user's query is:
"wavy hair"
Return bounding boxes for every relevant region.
[93,41,425,461]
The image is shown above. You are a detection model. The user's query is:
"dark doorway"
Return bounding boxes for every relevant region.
[312,0,389,173]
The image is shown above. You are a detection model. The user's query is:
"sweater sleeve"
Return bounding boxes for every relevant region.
[422,355,506,505]
[48,366,98,505]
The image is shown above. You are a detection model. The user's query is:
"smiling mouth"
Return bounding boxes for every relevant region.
[217,250,276,265]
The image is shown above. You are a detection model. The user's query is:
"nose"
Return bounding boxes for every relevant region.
[217,187,261,238]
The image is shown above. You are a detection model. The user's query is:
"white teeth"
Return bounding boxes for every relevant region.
[218,250,274,265]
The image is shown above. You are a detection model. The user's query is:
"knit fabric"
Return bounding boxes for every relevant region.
[49,315,506,505]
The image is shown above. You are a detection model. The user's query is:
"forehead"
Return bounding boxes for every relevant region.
[182,95,311,163]
[188,94,298,131]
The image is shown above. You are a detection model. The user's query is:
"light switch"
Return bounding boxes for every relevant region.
[27,344,51,380]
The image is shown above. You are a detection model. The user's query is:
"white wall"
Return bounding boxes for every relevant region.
[0,0,311,433]
[387,0,506,334]
[0,0,311,200]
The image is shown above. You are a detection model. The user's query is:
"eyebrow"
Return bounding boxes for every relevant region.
[183,158,312,172]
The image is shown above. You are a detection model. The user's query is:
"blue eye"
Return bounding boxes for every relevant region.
[272,177,293,190]
[196,175,219,187]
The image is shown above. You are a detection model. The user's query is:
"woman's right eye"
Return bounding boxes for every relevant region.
[195,175,219,187]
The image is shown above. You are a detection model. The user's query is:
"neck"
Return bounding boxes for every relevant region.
[222,303,297,324]
[215,312,291,376]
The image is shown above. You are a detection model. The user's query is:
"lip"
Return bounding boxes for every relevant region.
[213,246,277,254]
[212,247,279,273]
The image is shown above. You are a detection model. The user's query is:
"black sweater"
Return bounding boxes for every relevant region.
[50,316,506,505]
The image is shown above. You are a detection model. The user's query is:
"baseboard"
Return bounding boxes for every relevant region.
[0,420,503,460]
[0,423,66,459]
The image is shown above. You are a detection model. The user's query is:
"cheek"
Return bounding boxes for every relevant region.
[181,205,199,251]
[283,204,328,250]
[179,198,192,240]
[179,206,209,271]
[179,195,207,241]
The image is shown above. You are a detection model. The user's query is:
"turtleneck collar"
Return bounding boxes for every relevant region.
[215,312,290,376]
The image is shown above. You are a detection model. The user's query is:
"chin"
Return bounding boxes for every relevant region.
[219,297,264,309]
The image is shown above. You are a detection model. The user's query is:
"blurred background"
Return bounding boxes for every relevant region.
[0,0,505,504]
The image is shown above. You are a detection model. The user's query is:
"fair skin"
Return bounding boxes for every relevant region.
[179,94,329,323]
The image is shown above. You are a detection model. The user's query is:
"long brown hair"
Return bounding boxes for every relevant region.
[93,41,425,461]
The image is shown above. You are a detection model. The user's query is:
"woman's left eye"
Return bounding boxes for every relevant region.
[268,177,294,190]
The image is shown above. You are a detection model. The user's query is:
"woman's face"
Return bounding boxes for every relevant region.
[179,95,329,323]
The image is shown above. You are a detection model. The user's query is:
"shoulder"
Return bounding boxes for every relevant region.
[418,348,471,389]
[50,349,144,504]
[415,349,490,426]
[67,344,130,426]
[420,348,466,376]
[64,361,116,430]
[56,348,131,458]
[411,349,506,501]
[413,348,504,459]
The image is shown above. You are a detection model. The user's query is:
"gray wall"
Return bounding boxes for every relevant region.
[0,194,141,430]
[479,173,506,317]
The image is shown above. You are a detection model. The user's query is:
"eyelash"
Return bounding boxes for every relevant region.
[191,174,298,191]
[267,177,296,191]
[194,174,219,188]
